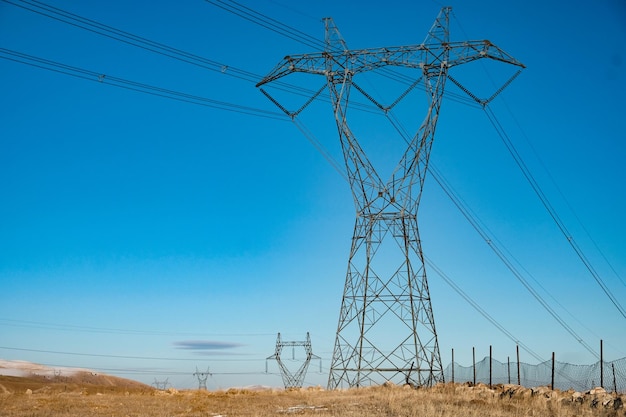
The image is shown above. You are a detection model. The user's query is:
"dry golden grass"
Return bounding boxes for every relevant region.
[1,379,624,417]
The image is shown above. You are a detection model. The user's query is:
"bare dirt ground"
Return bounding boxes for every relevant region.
[0,374,624,417]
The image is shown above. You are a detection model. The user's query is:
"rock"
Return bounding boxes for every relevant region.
[25,389,32,395]
[586,387,606,395]
[571,391,584,403]
[531,386,552,398]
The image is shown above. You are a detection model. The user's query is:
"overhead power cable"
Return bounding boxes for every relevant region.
[203,0,327,51]
[1,0,259,83]
[3,0,384,115]
[379,103,600,358]
[6,0,477,115]
[495,97,626,292]
[424,256,546,363]
[483,106,626,320]
[0,48,286,120]
[0,318,276,337]
[205,0,481,108]
[447,9,625,320]
[0,346,267,362]
[427,163,599,359]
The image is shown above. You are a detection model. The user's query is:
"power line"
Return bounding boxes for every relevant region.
[427,163,599,359]
[205,0,480,108]
[0,345,267,362]
[203,0,327,51]
[1,0,259,83]
[495,97,626,292]
[0,318,276,337]
[5,0,476,117]
[371,97,601,358]
[3,0,385,115]
[483,106,626,320]
[448,9,626,319]
[0,48,287,120]
[425,256,547,364]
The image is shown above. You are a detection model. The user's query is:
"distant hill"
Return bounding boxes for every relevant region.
[0,360,152,394]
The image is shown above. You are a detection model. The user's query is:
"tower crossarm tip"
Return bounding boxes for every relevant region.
[445,40,525,69]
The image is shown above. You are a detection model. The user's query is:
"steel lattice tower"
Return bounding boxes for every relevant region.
[257,7,524,389]
[267,332,320,389]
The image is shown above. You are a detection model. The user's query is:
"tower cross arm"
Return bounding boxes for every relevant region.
[256,40,523,88]
[444,40,525,69]
[256,53,330,87]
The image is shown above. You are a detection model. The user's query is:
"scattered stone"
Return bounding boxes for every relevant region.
[586,387,606,395]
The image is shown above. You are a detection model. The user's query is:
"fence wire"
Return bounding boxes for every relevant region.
[443,356,626,393]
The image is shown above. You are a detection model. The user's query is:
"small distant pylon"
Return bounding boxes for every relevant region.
[267,332,320,389]
[152,378,169,390]
[193,367,211,390]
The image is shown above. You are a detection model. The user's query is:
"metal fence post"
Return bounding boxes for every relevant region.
[600,339,604,388]
[516,345,521,386]
[451,348,455,384]
[489,345,492,389]
[551,352,555,390]
[472,347,476,385]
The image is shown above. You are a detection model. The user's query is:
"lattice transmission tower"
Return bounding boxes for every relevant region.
[257,7,524,389]
[267,332,320,389]
[193,367,211,390]
[152,378,169,390]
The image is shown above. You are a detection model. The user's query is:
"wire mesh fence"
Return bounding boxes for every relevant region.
[443,355,626,393]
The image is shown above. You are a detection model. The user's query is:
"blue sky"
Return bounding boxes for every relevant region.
[1,0,625,389]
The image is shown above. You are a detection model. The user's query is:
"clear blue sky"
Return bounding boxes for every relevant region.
[1,0,625,389]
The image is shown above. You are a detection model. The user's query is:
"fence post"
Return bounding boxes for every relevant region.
[472,347,476,385]
[451,348,455,384]
[489,345,492,389]
[551,352,555,390]
[613,363,617,394]
[507,356,511,384]
[600,339,604,388]
[516,345,521,386]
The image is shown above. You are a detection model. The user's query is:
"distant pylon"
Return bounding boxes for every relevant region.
[193,367,211,390]
[257,7,524,389]
[267,332,320,389]
[152,378,169,390]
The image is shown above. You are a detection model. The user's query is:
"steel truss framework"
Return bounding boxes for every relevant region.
[193,367,211,390]
[257,7,524,389]
[267,332,320,389]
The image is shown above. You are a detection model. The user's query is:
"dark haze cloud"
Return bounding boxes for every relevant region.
[173,340,244,351]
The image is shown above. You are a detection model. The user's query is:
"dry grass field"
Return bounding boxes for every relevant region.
[1,374,624,417]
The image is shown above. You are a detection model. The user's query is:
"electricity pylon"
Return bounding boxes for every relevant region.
[152,378,169,390]
[267,332,320,389]
[193,367,211,390]
[257,7,524,389]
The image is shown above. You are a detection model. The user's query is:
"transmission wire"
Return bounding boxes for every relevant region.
[447,9,626,319]
[203,0,326,51]
[380,103,599,358]
[483,106,626,320]
[496,96,626,291]
[428,162,599,358]
[0,48,286,120]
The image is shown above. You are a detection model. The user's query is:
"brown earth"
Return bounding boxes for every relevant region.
[0,376,624,417]
[0,371,152,395]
